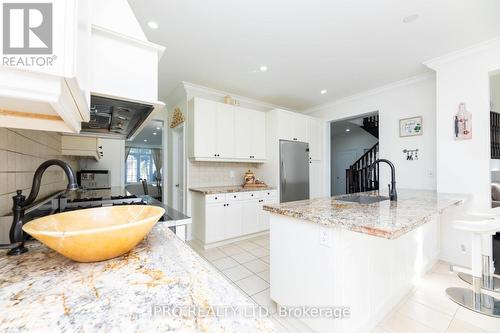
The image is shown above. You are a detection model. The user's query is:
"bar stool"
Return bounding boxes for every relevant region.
[446,217,500,317]
[455,209,500,292]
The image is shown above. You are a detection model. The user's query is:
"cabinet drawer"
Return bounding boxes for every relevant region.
[206,194,226,204]
[256,190,278,199]
[227,192,257,202]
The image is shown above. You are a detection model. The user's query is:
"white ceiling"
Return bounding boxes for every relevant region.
[130,120,164,146]
[128,0,500,111]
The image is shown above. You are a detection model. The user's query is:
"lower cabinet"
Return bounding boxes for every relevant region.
[192,190,278,247]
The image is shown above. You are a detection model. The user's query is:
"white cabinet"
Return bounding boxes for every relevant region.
[310,160,324,198]
[234,107,266,160]
[61,135,103,160]
[205,203,226,243]
[191,189,278,247]
[188,98,266,162]
[308,117,323,161]
[0,0,91,133]
[278,110,308,142]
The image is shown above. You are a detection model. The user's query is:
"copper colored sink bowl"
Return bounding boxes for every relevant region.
[22,205,165,262]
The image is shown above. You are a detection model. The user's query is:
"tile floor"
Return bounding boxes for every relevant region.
[188,234,500,333]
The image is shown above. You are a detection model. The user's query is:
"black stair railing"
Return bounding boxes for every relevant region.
[346,142,379,194]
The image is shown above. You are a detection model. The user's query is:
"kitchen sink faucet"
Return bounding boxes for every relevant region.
[2,160,78,256]
[369,159,397,201]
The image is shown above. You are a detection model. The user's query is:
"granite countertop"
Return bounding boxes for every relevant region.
[263,189,466,239]
[190,185,276,195]
[0,225,275,333]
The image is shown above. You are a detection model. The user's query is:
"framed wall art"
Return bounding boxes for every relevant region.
[399,116,423,137]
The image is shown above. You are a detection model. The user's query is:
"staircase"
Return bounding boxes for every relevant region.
[345,142,379,194]
[361,115,379,138]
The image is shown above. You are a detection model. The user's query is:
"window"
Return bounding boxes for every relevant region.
[125,148,157,183]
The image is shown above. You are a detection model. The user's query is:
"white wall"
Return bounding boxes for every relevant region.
[79,138,125,187]
[308,74,437,195]
[425,38,500,266]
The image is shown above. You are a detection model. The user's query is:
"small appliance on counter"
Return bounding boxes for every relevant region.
[77,170,111,190]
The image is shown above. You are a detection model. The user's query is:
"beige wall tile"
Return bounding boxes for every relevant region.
[0,129,77,216]
[189,161,264,187]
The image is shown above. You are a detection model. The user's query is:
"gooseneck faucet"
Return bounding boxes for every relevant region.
[369,159,397,201]
[3,160,78,256]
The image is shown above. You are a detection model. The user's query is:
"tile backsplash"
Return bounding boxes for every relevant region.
[188,161,263,187]
[0,128,78,216]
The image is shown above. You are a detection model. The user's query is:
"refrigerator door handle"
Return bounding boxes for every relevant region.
[281,159,286,189]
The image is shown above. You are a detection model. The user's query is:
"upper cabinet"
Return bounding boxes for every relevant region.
[0,0,165,137]
[61,135,103,161]
[277,110,308,142]
[188,98,266,162]
[0,0,91,133]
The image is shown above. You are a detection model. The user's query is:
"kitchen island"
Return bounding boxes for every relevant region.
[0,224,275,333]
[263,189,464,333]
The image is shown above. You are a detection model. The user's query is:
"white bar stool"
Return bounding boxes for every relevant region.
[456,209,500,292]
[446,217,500,317]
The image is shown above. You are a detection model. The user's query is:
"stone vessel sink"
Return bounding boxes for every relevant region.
[22,205,165,262]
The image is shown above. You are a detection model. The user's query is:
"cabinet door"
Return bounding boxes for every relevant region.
[225,202,243,239]
[194,99,217,158]
[278,112,294,141]
[309,160,323,199]
[308,117,323,161]
[259,197,277,231]
[234,107,253,159]
[252,111,266,160]
[242,200,261,235]
[292,113,308,142]
[216,103,235,158]
[205,203,226,243]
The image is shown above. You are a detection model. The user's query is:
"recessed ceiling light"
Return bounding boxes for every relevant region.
[144,139,148,142]
[156,127,161,130]
[147,21,159,29]
[345,128,351,132]
[320,89,327,95]
[259,65,268,72]
[402,14,419,23]
[153,132,157,135]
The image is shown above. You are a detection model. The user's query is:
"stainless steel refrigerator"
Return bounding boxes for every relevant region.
[279,140,310,203]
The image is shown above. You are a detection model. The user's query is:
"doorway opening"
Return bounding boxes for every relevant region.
[330,112,379,196]
[124,119,164,201]
[172,124,185,213]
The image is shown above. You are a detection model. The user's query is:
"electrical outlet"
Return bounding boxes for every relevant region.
[460,244,467,253]
[319,227,332,247]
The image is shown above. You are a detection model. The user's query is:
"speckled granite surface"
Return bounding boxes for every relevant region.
[190,185,276,195]
[0,225,275,333]
[263,189,465,239]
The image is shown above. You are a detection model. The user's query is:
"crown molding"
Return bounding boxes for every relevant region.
[303,72,434,114]
[180,81,291,111]
[424,37,500,70]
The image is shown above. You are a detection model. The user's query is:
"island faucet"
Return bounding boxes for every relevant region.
[2,159,78,256]
[369,159,397,201]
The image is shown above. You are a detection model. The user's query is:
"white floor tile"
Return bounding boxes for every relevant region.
[397,299,453,332]
[211,256,239,270]
[243,259,269,273]
[222,265,254,282]
[235,275,269,296]
[249,246,270,258]
[371,326,390,333]
[252,288,277,314]
[232,251,258,264]
[258,269,270,283]
[409,289,458,316]
[271,317,291,333]
[200,248,227,261]
[237,240,261,251]
[381,311,440,333]
[251,238,270,247]
[446,318,490,333]
[261,255,270,264]
[454,306,500,333]
[219,244,246,256]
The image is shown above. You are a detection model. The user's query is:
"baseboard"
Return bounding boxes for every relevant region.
[201,230,269,249]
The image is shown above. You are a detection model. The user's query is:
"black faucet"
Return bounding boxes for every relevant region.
[369,159,397,201]
[2,160,78,256]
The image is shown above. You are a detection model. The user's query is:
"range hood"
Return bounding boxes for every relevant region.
[80,95,157,140]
